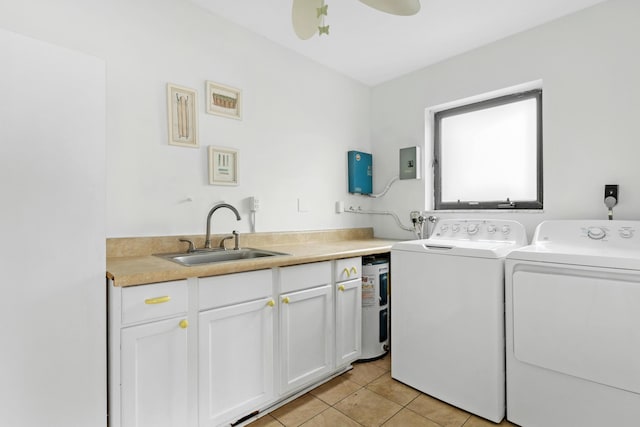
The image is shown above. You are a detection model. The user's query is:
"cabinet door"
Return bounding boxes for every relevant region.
[199,297,275,427]
[336,278,362,367]
[121,317,189,427]
[280,285,333,394]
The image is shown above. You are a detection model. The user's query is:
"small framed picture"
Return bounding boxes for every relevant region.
[167,83,199,147]
[206,81,242,120]
[208,146,238,185]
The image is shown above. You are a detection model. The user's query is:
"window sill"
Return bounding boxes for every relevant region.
[427,209,545,214]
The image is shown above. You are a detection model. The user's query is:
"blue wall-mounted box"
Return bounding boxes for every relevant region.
[348,150,372,194]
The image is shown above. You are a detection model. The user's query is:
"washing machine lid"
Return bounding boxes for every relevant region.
[392,219,528,259]
[392,239,525,258]
[507,220,640,270]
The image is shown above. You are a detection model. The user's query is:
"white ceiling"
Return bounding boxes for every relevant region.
[190,0,608,86]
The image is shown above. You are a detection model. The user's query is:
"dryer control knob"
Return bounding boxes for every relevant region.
[452,225,460,233]
[467,224,479,235]
[587,227,606,240]
[619,228,633,238]
[502,225,511,235]
[487,224,497,233]
[440,225,449,233]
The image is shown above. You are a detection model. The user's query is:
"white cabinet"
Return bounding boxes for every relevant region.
[335,257,362,367]
[121,317,189,427]
[198,270,275,427]
[279,262,333,394]
[111,279,191,427]
[334,257,362,368]
[110,257,368,426]
[335,257,361,283]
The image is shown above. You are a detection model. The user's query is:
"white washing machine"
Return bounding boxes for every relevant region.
[391,219,527,423]
[506,220,640,427]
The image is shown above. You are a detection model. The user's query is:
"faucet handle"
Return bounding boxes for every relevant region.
[219,235,234,250]
[179,238,196,253]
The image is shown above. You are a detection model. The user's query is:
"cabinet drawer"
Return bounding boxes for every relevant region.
[199,269,273,311]
[280,261,332,293]
[335,257,362,282]
[121,280,188,325]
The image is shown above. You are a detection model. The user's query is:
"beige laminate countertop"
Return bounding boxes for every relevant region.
[107,229,398,287]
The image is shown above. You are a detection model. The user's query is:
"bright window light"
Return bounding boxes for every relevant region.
[434,89,542,210]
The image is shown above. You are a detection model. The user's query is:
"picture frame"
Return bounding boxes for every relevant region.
[208,146,238,185]
[167,83,199,147]
[206,81,242,120]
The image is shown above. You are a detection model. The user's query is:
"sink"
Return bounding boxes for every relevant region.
[156,248,290,267]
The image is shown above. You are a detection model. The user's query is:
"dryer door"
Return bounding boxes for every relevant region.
[512,263,640,394]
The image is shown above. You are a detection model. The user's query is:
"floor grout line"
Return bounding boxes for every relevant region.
[252,353,508,427]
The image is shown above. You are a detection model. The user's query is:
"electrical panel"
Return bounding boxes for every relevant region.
[399,146,421,180]
[348,150,372,194]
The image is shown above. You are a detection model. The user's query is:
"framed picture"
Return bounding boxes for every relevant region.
[167,83,199,147]
[206,81,242,120]
[208,146,238,185]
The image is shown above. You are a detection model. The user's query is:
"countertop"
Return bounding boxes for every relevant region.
[107,228,398,287]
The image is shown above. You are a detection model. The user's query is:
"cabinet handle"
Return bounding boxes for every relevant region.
[350,267,358,275]
[267,299,275,307]
[144,295,171,305]
[338,285,345,292]
[179,319,189,329]
[282,296,290,304]
[342,267,350,278]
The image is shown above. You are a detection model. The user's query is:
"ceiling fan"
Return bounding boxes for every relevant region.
[292,0,421,40]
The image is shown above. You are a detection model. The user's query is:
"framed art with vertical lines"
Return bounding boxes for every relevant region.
[167,83,199,147]
[209,146,238,185]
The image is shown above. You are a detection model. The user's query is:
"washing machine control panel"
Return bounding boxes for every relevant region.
[433,219,527,245]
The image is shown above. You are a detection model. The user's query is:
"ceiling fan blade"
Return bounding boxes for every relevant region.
[292,0,323,40]
[358,0,420,16]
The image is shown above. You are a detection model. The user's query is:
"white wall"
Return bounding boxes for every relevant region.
[370,0,640,239]
[3,0,637,243]
[0,28,106,426]
[0,0,373,237]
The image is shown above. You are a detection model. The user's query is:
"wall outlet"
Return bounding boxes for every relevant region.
[250,196,260,212]
[298,197,309,213]
[604,184,618,203]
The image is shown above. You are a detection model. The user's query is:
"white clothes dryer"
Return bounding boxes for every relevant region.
[506,220,640,427]
[391,219,527,423]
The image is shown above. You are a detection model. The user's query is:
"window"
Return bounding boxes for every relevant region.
[433,89,542,210]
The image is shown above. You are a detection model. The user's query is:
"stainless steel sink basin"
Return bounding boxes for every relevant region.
[156,248,290,267]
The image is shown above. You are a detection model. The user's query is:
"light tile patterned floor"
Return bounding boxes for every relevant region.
[248,354,518,427]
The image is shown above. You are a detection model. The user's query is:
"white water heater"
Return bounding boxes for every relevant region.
[361,256,389,360]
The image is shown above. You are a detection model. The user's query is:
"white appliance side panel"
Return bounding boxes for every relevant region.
[391,250,505,422]
[0,29,106,426]
[513,266,640,394]
[506,260,640,427]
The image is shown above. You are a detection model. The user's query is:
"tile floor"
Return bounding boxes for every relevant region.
[248,354,518,427]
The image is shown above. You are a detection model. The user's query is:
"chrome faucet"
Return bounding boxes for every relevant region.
[204,203,241,249]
